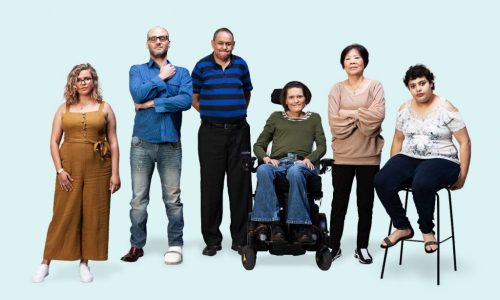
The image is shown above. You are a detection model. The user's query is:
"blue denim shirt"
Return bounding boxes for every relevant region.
[129,59,192,143]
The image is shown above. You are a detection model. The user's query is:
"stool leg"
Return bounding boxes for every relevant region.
[436,192,440,286]
[448,189,457,271]
[399,189,410,265]
[380,219,393,279]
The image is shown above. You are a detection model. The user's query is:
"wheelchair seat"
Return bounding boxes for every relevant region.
[274,174,323,200]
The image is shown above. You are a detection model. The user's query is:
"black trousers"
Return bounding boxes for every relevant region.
[198,120,252,247]
[329,164,379,251]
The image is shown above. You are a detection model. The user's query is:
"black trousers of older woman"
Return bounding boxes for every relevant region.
[374,154,460,234]
[329,164,380,252]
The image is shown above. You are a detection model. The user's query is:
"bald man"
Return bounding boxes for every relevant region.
[121,26,192,264]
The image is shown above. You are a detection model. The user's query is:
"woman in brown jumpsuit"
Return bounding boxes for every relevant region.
[32,63,120,283]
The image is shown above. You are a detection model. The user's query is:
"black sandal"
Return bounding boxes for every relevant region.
[380,227,414,249]
[424,231,438,253]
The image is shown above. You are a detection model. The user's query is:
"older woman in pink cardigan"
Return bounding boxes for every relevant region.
[328,44,385,264]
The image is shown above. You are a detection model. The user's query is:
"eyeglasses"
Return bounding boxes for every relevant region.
[76,77,93,85]
[148,35,169,42]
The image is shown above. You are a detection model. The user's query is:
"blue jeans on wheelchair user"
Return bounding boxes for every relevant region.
[251,159,318,225]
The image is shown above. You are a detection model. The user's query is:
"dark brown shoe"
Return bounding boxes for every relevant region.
[121,247,144,262]
[295,225,314,243]
[270,223,286,242]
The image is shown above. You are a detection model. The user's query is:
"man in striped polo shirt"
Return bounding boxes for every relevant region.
[192,28,253,256]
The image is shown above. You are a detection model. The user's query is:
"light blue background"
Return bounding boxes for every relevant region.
[1,0,497,298]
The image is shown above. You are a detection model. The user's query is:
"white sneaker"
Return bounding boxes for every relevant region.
[164,246,183,265]
[354,248,373,264]
[79,263,94,283]
[32,264,49,283]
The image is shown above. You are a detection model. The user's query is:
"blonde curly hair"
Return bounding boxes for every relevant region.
[63,63,103,104]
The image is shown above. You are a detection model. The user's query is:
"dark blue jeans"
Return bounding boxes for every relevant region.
[374,154,460,233]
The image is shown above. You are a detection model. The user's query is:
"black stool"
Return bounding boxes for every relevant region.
[380,188,456,285]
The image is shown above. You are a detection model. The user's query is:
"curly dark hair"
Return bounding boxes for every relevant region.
[403,64,435,90]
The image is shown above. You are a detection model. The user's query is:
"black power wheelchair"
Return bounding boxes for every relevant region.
[239,89,334,271]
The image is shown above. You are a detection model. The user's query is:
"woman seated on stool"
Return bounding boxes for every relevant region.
[251,81,326,243]
[374,64,471,253]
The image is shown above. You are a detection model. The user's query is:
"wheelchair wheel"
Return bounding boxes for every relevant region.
[315,246,332,271]
[241,245,257,270]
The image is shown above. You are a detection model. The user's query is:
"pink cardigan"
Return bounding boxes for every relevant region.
[327,79,385,165]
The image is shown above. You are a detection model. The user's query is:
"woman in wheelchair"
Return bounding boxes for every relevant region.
[251,81,326,244]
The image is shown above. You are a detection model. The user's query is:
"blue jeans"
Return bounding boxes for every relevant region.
[129,136,184,248]
[251,159,318,224]
[374,154,460,233]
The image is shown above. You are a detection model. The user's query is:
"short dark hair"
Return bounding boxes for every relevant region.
[212,27,234,40]
[280,81,312,111]
[403,64,435,90]
[340,43,369,68]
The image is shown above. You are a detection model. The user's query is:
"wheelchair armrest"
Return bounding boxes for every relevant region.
[307,175,323,199]
[241,151,257,173]
[319,158,334,174]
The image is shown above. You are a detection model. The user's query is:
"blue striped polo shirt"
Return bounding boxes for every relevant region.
[192,54,253,122]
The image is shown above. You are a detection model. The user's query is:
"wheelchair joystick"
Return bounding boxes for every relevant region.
[240,151,257,172]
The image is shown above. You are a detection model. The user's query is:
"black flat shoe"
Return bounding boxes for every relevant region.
[231,244,243,254]
[202,245,222,256]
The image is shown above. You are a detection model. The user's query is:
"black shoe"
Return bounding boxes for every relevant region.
[331,248,342,262]
[270,223,285,242]
[354,248,373,264]
[231,244,243,254]
[202,245,222,256]
[295,225,314,243]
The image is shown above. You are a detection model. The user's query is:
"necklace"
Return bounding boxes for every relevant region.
[346,78,364,95]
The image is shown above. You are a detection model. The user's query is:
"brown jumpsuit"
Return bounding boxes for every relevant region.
[43,102,112,260]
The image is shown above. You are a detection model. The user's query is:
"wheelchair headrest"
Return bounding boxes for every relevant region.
[271,89,282,105]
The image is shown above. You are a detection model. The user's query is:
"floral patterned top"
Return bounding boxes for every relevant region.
[396,97,465,164]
